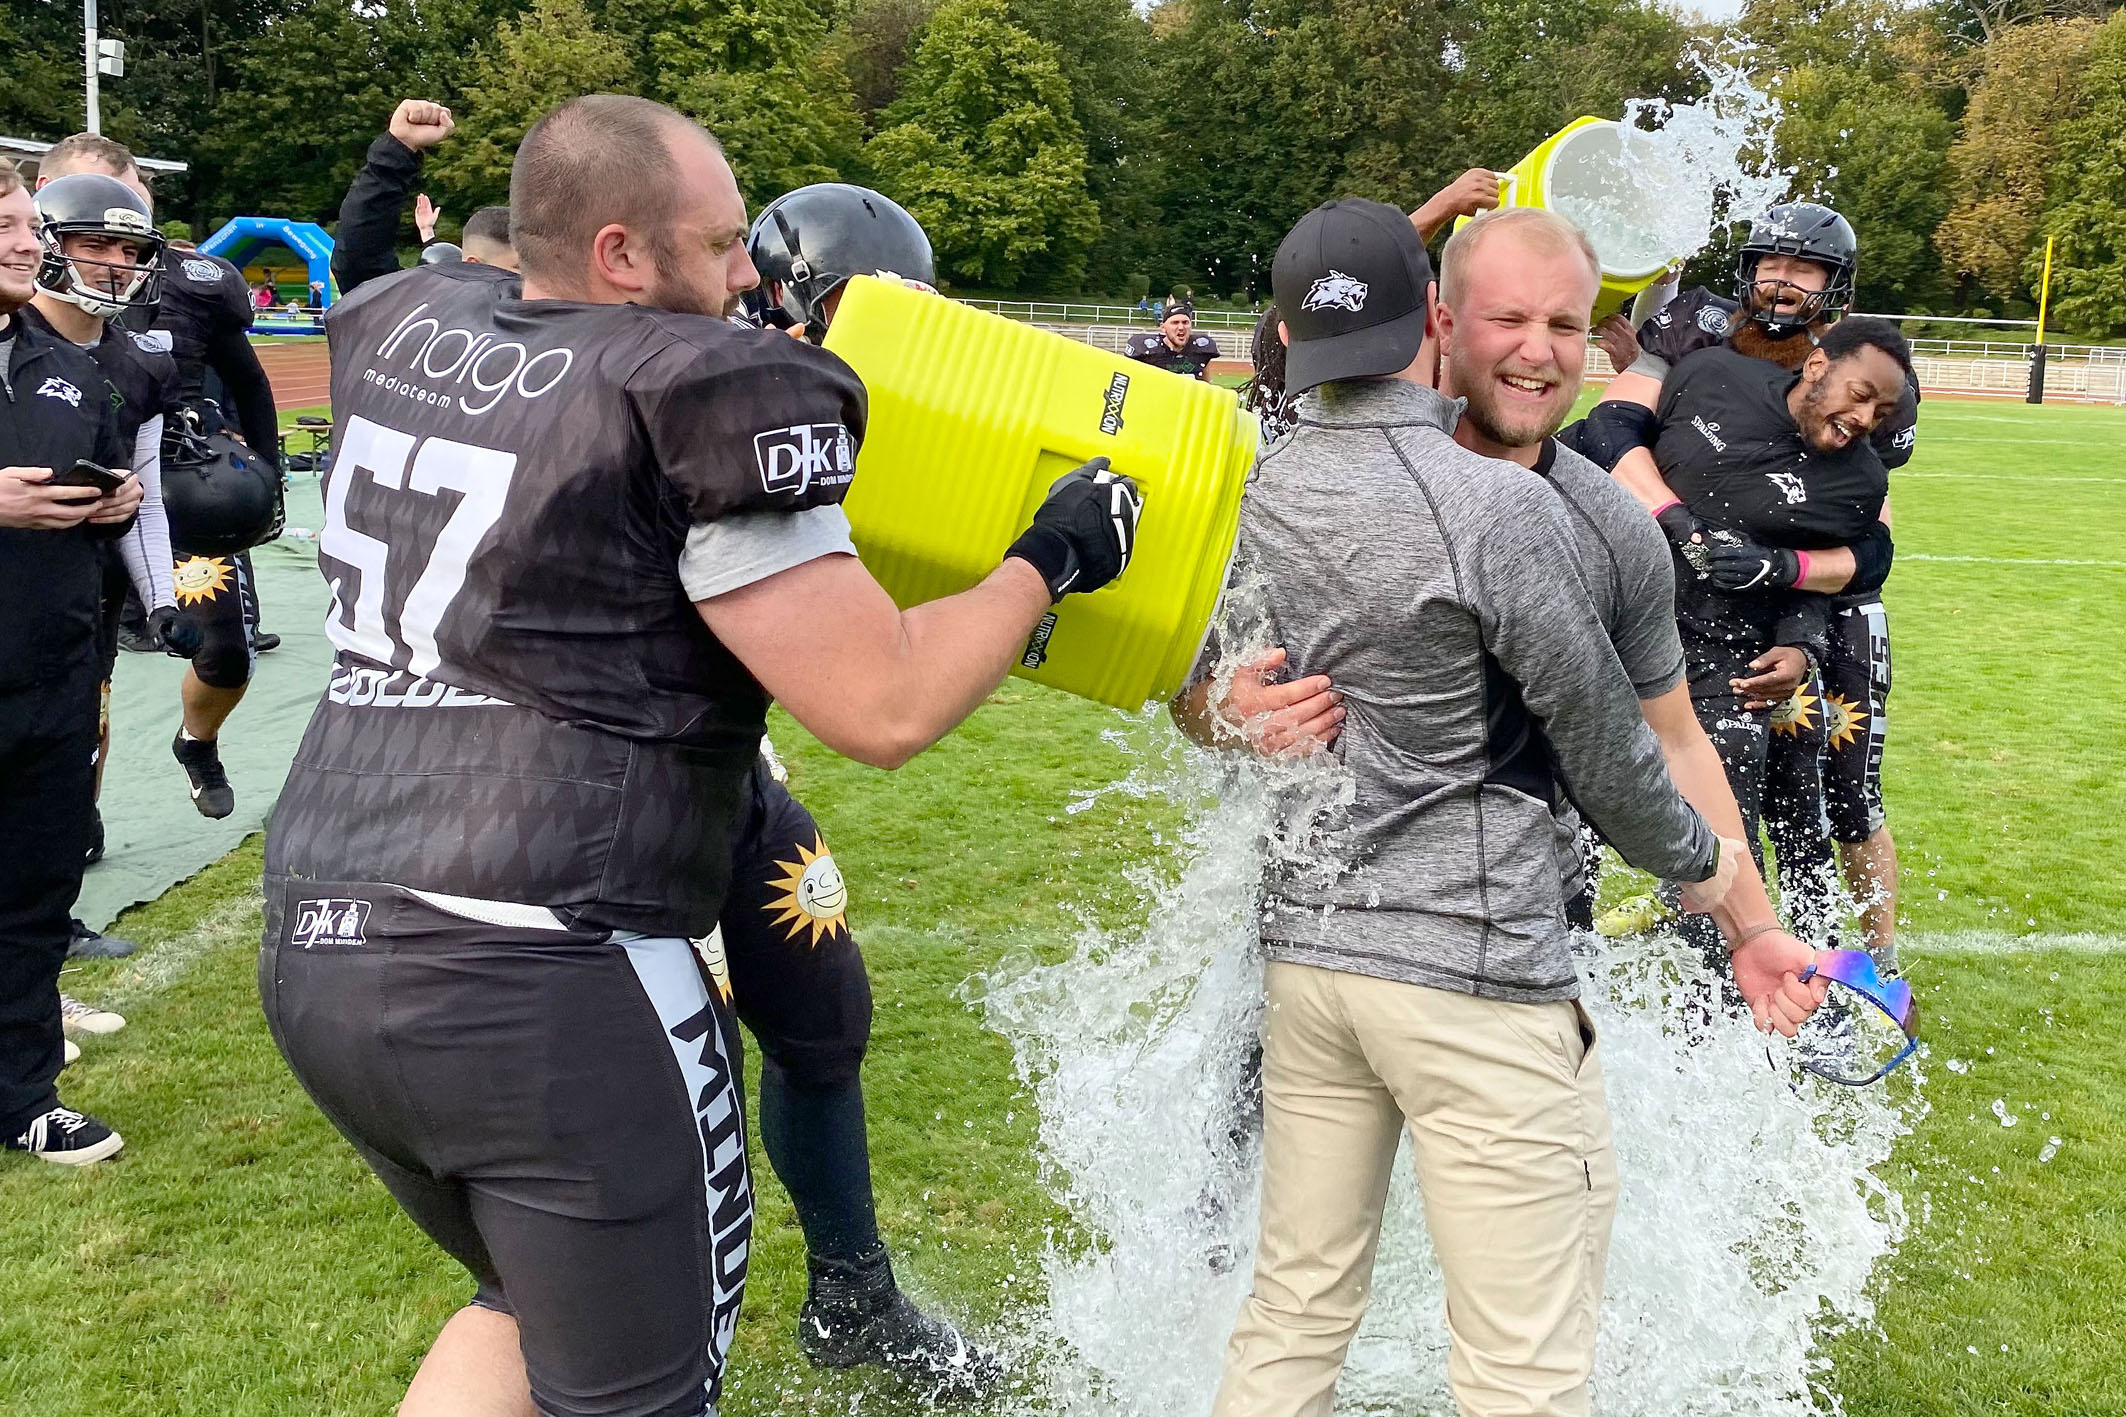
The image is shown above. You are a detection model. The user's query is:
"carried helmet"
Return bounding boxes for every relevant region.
[419,241,464,265]
[33,173,164,320]
[1734,202,1857,337]
[745,184,934,340]
[162,422,283,554]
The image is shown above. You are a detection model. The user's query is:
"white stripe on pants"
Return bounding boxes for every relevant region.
[1213,961,1618,1417]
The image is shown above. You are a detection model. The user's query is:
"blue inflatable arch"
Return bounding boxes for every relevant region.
[199,216,337,307]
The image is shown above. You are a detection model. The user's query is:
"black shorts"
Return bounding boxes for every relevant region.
[259,882,752,1417]
[714,770,874,1089]
[171,547,259,689]
[1818,599,1890,843]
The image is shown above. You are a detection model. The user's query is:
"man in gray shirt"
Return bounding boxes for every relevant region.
[1199,200,1817,1417]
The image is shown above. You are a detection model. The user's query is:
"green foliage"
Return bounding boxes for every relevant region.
[648,0,867,201]
[1770,66,1956,309]
[1936,17,2100,303]
[428,0,638,214]
[2035,13,2126,336]
[865,0,1099,288]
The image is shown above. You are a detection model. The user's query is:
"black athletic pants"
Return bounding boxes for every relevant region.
[1680,679,1838,958]
[0,663,101,1136]
[719,770,881,1264]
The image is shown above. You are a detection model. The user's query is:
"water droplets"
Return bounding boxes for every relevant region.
[1990,1098,2019,1128]
[2040,1137,2062,1163]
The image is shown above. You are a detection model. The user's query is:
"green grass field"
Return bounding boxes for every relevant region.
[4,398,2123,1415]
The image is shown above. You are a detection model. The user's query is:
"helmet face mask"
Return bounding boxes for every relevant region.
[1734,201,1856,339]
[34,173,164,320]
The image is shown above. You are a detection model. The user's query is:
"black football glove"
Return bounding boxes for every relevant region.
[150,604,202,659]
[1655,501,1713,552]
[1707,538,1802,592]
[1005,457,1144,600]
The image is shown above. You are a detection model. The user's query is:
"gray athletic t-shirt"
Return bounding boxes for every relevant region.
[1221,378,1714,1004]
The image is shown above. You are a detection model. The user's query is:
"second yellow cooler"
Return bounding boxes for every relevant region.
[824,277,1258,710]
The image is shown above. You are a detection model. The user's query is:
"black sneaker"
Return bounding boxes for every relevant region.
[172,732,235,818]
[252,630,281,654]
[5,1105,124,1166]
[85,806,104,865]
[798,1247,1006,1400]
[68,918,137,960]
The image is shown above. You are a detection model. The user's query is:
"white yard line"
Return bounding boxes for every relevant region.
[1902,554,2126,568]
[1906,929,2126,955]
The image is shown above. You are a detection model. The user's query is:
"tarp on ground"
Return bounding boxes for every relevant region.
[75,477,332,934]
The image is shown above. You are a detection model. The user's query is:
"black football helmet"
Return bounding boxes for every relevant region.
[1734,202,1857,337]
[162,418,284,553]
[33,173,164,320]
[745,184,934,340]
[419,241,464,265]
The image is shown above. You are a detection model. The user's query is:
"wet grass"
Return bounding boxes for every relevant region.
[3,401,2123,1414]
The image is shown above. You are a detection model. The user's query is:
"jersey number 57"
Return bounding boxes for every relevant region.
[320,413,516,677]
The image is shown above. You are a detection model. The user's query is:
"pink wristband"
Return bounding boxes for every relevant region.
[1650,499,1682,518]
[1794,550,1812,585]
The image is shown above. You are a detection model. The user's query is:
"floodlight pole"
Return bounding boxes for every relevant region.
[2027,234,2054,405]
[84,0,101,134]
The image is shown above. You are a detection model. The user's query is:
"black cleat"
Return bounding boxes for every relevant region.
[68,918,137,960]
[251,630,281,654]
[172,732,235,819]
[798,1247,1006,1400]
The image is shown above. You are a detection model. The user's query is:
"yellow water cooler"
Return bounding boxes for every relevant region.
[824,277,1259,710]
[1470,116,1680,320]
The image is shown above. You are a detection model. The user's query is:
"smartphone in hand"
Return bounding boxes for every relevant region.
[48,460,130,496]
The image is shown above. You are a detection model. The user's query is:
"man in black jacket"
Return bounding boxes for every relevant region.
[0,166,140,1165]
[333,101,516,299]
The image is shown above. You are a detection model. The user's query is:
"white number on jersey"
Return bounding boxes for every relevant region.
[321,413,517,673]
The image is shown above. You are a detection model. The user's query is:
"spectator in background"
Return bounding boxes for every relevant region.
[252,282,273,312]
[307,278,326,309]
[334,101,520,296]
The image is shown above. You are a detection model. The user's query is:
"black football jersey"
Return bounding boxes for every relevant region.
[266,263,869,938]
[124,250,254,409]
[1125,329,1220,379]
[1653,345,1890,684]
[20,305,177,446]
[1637,287,1919,469]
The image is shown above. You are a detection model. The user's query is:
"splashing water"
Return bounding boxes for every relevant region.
[1547,44,1792,279]
[976,606,1921,1415]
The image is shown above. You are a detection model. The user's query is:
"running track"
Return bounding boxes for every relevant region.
[258,339,333,411]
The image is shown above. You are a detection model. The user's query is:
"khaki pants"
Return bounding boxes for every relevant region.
[1213,961,1618,1417]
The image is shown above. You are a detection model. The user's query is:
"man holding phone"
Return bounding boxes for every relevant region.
[0,163,140,1164]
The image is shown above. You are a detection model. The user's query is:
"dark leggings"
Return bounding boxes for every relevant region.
[1681,681,1838,959]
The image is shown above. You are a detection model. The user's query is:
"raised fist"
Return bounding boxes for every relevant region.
[389,99,455,153]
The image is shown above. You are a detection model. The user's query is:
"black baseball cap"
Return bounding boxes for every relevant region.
[1271,198,1435,395]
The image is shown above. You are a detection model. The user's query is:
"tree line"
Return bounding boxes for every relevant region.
[4,0,2124,333]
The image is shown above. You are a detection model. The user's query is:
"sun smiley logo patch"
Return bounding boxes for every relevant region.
[1769,688,1819,736]
[172,555,233,606]
[766,835,848,947]
[1823,691,1868,750]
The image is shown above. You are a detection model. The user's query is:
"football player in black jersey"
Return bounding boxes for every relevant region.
[263,95,1140,1417]
[1564,202,1910,965]
[37,136,283,821]
[336,118,1006,1393]
[0,162,140,1166]
[1624,319,1911,962]
[1125,305,1222,379]
[24,173,203,965]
